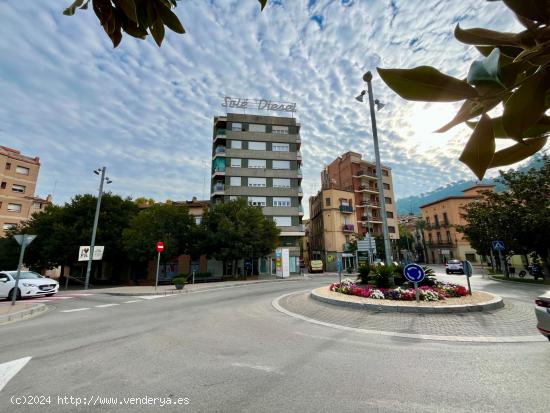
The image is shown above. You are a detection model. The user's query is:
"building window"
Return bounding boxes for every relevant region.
[325,198,331,206]
[272,160,290,169]
[229,177,241,186]
[5,162,11,170]
[2,223,16,231]
[194,216,202,225]
[272,126,289,135]
[443,212,449,225]
[436,232,442,242]
[383,183,390,190]
[446,231,452,243]
[249,124,266,133]
[273,178,290,188]
[384,197,392,204]
[1,182,6,189]
[249,141,266,151]
[426,216,430,224]
[230,158,241,168]
[387,211,394,218]
[248,178,267,187]
[248,196,267,206]
[16,166,30,175]
[434,215,439,227]
[231,122,242,131]
[32,202,42,210]
[428,233,433,242]
[248,159,266,169]
[273,216,292,227]
[272,142,289,151]
[382,169,389,176]
[7,203,22,213]
[388,226,396,233]
[12,184,26,193]
[231,140,242,149]
[229,196,239,201]
[273,197,291,207]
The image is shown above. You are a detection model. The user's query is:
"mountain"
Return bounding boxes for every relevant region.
[396,154,546,216]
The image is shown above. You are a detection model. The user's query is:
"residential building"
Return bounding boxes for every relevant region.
[420,184,495,264]
[321,151,398,254]
[308,188,358,271]
[0,146,51,236]
[210,113,304,276]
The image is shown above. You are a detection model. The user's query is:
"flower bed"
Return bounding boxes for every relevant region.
[329,278,468,302]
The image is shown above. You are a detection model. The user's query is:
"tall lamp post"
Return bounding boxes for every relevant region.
[356,71,393,268]
[84,167,112,290]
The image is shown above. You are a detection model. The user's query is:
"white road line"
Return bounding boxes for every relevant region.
[123,300,141,304]
[60,308,91,313]
[231,362,280,374]
[95,304,119,308]
[135,295,166,300]
[0,356,32,392]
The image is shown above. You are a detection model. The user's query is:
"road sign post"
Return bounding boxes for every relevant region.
[336,252,342,284]
[155,242,164,292]
[11,235,37,306]
[403,263,425,304]
[463,260,473,295]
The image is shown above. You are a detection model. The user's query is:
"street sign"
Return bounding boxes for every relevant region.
[403,264,425,283]
[14,234,36,247]
[78,246,104,261]
[492,240,505,251]
[463,260,473,277]
[156,241,165,253]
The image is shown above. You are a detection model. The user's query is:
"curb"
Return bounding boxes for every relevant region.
[310,288,504,314]
[0,303,48,325]
[100,277,311,296]
[489,276,547,286]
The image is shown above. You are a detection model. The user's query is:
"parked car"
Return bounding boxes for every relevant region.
[519,264,544,280]
[309,260,324,273]
[0,271,59,300]
[535,292,550,341]
[445,259,464,274]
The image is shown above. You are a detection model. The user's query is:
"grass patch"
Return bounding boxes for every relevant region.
[492,275,546,285]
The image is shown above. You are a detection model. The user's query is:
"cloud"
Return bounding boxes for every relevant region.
[0,0,545,218]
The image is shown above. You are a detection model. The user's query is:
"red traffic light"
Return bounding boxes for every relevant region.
[156,241,164,253]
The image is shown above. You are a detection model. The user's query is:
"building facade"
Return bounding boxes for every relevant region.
[210,113,304,276]
[0,146,51,236]
[308,188,358,271]
[420,184,495,264]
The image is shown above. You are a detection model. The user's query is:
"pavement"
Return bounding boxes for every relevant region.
[0,270,548,412]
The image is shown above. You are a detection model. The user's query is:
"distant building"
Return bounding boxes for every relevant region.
[420,184,494,264]
[0,146,51,236]
[398,214,425,263]
[308,188,358,271]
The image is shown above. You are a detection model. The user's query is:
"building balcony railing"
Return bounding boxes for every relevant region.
[339,205,353,213]
[355,170,377,178]
[212,183,225,194]
[298,186,303,196]
[342,224,354,232]
[426,240,454,247]
[361,215,382,222]
[357,184,378,192]
[215,128,226,135]
[213,146,226,157]
[299,205,304,216]
[297,169,303,178]
[296,151,302,161]
[343,243,352,251]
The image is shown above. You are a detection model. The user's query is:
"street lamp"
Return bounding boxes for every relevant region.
[356,71,393,269]
[84,166,112,290]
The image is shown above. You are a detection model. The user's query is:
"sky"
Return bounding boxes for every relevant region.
[0,0,545,217]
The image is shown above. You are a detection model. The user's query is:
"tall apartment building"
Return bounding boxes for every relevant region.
[322,151,398,241]
[0,146,51,236]
[210,113,304,276]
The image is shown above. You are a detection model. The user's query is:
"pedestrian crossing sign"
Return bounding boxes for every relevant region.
[492,240,505,251]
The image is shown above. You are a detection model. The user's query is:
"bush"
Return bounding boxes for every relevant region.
[373,264,396,288]
[173,274,189,285]
[357,264,370,284]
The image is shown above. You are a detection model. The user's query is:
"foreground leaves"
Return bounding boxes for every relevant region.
[459,114,495,180]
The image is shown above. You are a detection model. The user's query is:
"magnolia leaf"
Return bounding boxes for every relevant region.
[467,48,503,86]
[258,0,268,10]
[117,0,138,23]
[502,0,550,24]
[489,137,548,168]
[156,0,185,34]
[63,0,86,16]
[455,24,524,46]
[151,17,165,46]
[467,115,550,139]
[475,45,522,59]
[436,100,481,133]
[459,114,495,180]
[502,70,550,140]
[378,66,478,102]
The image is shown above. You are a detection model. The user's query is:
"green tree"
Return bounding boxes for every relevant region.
[0,237,21,269]
[63,0,267,47]
[460,157,550,280]
[201,198,279,276]
[122,203,198,263]
[379,1,550,179]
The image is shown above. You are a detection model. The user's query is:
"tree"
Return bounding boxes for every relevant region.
[122,203,197,262]
[63,0,268,48]
[134,197,156,207]
[379,0,550,180]
[460,156,550,280]
[0,237,21,270]
[201,199,279,276]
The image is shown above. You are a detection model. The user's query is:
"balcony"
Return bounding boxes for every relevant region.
[342,224,354,232]
[213,146,226,158]
[339,205,353,213]
[356,184,378,193]
[212,166,225,177]
[298,186,303,196]
[212,183,225,196]
[296,151,302,162]
[343,243,352,251]
[215,128,226,136]
[297,169,303,178]
[354,170,377,178]
[299,205,304,216]
[361,215,382,223]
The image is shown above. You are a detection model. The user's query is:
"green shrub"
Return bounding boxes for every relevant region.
[173,274,189,285]
[194,272,212,278]
[373,264,396,288]
[346,266,353,274]
[357,264,371,284]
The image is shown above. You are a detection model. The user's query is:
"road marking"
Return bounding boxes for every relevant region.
[60,308,91,313]
[135,295,166,300]
[95,304,119,308]
[0,356,31,392]
[123,300,141,304]
[231,362,280,374]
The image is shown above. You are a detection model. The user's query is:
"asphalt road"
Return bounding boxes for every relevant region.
[0,272,549,413]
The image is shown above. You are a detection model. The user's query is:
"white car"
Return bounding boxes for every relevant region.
[535,292,550,342]
[445,259,464,274]
[0,271,59,300]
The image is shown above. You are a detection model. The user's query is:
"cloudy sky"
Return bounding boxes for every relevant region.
[0,0,542,216]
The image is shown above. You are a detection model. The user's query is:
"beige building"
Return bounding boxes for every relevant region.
[0,146,51,236]
[420,184,494,264]
[308,188,358,271]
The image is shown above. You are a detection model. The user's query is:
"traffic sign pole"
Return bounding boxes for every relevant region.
[155,251,161,293]
[414,282,419,303]
[11,234,36,306]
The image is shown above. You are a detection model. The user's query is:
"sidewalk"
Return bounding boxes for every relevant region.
[0,302,47,324]
[67,276,312,296]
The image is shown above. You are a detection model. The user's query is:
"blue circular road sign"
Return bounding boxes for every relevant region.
[403,264,425,283]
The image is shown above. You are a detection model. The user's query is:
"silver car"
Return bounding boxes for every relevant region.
[535,292,550,341]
